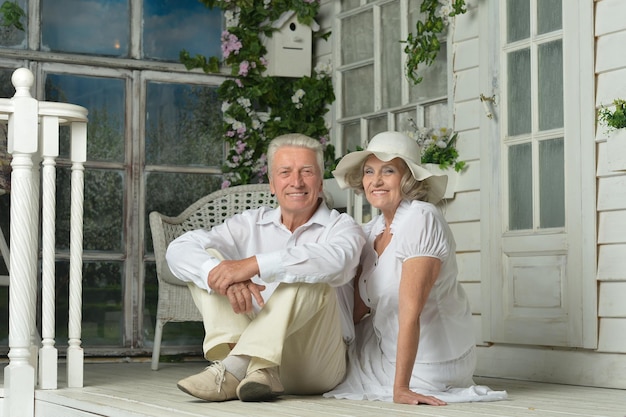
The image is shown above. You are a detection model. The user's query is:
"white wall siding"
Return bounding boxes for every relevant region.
[596,0,626,353]
[450,5,483,346]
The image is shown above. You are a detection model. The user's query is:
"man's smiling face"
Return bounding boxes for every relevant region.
[269,146,323,222]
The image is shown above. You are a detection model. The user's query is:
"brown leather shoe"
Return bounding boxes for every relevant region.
[177,361,240,402]
[236,367,285,402]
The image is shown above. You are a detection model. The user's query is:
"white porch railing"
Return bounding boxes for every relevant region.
[1,68,88,417]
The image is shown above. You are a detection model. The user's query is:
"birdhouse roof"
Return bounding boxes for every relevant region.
[269,10,320,32]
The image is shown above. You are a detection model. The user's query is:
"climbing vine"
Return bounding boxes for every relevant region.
[180,0,336,187]
[404,0,467,84]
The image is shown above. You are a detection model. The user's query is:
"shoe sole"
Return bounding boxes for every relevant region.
[237,381,284,402]
[177,382,236,402]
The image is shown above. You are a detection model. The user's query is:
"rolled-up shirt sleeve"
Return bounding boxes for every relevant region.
[166,228,228,292]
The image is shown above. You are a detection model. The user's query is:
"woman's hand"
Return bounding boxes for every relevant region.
[393,386,446,406]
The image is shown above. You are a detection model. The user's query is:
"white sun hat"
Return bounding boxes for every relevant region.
[332,131,448,204]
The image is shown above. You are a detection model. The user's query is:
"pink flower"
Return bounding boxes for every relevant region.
[221,31,242,59]
[238,60,250,76]
[235,140,246,154]
[235,79,243,88]
[221,180,231,189]
[226,130,236,137]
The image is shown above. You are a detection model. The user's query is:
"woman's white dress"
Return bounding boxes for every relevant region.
[325,200,507,403]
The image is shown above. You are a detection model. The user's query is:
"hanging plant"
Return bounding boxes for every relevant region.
[0,0,25,31]
[403,0,467,84]
[179,0,336,187]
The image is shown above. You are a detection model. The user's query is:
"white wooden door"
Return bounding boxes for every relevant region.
[480,0,597,348]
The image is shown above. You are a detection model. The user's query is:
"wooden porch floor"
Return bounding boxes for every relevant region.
[2,359,626,417]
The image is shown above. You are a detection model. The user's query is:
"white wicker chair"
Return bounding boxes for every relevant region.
[149,183,277,370]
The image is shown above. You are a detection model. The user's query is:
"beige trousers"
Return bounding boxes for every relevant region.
[187,276,347,395]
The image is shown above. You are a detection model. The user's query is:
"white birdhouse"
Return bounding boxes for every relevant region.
[261,11,319,78]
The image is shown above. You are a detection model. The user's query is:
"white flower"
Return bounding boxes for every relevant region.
[237,97,252,110]
[223,116,236,125]
[291,89,306,103]
[314,61,332,78]
[232,120,246,130]
[436,140,447,149]
[257,112,270,122]
[224,10,239,28]
[251,119,262,130]
[221,101,231,113]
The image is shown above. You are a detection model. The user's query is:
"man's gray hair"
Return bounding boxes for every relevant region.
[267,133,325,178]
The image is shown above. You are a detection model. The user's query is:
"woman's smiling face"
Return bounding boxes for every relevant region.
[362,155,406,216]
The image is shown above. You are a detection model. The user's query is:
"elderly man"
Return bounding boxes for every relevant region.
[166,133,365,402]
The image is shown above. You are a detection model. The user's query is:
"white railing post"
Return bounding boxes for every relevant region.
[38,115,59,389]
[2,68,89,415]
[67,121,86,388]
[4,67,38,417]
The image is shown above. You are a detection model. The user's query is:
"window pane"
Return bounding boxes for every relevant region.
[0,286,7,345]
[395,110,415,133]
[538,0,562,34]
[507,0,530,42]
[0,69,13,194]
[145,172,221,246]
[342,65,374,117]
[409,43,447,101]
[42,0,130,57]
[144,262,203,349]
[342,121,361,154]
[55,261,124,346]
[145,82,223,166]
[381,2,401,109]
[46,74,125,162]
[341,11,373,65]
[538,40,563,131]
[341,0,361,12]
[0,0,27,48]
[368,116,387,139]
[539,138,564,228]
[143,0,221,62]
[145,172,221,261]
[508,142,533,230]
[1,68,13,346]
[507,48,531,136]
[424,101,449,129]
[56,167,124,252]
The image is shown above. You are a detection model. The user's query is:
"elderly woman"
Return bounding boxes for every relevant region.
[325,131,507,405]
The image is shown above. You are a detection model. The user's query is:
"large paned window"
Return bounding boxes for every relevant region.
[0,0,224,355]
[335,0,450,221]
[504,0,564,232]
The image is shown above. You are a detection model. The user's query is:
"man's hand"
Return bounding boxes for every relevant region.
[225,281,266,314]
[208,257,259,294]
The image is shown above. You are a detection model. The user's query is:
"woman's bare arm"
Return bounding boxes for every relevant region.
[393,256,446,406]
